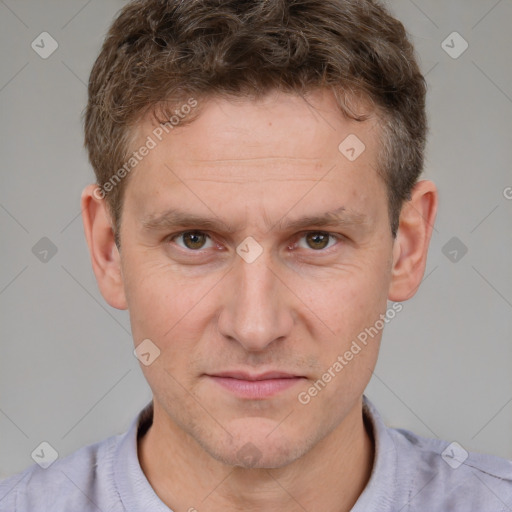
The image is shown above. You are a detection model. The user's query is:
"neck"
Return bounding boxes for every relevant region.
[138,396,374,512]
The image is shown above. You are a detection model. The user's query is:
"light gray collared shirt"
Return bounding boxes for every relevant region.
[1,395,512,511]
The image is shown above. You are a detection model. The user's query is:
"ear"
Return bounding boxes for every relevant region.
[81,184,128,310]
[388,180,438,302]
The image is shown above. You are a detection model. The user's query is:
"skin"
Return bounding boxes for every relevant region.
[82,88,437,512]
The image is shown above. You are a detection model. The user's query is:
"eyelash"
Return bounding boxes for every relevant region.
[167,230,342,254]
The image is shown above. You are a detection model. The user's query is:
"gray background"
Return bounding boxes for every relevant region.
[1,0,511,478]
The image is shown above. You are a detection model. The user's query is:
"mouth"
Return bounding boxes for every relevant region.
[205,371,306,399]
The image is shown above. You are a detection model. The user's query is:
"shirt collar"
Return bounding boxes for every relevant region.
[351,395,398,511]
[114,400,170,511]
[114,395,398,512]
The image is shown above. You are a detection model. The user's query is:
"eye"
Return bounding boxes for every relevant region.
[296,232,339,251]
[171,231,214,250]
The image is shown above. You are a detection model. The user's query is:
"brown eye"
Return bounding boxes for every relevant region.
[174,231,211,250]
[294,231,340,251]
[304,232,331,250]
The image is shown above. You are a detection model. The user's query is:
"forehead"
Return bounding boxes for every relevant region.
[123,89,385,222]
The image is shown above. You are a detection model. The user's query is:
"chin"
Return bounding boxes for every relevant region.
[201,420,312,469]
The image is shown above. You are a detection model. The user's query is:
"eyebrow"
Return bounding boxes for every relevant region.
[140,206,370,234]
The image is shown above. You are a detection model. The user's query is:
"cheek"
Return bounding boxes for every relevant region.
[124,273,172,341]
[122,253,203,336]
[297,259,390,402]
[294,273,386,422]
[305,265,390,341]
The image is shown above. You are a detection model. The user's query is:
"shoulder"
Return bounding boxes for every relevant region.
[0,432,124,512]
[361,396,512,511]
[390,425,512,510]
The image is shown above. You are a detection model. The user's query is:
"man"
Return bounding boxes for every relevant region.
[1,0,511,510]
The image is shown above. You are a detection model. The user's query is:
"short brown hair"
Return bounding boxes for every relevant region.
[84,0,426,243]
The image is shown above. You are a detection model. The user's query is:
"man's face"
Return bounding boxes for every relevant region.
[118,89,395,468]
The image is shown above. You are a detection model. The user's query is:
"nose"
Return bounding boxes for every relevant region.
[217,249,294,352]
